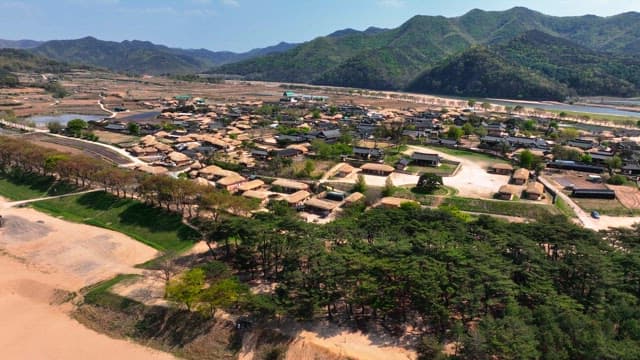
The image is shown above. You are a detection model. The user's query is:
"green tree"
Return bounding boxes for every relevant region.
[127,122,140,136]
[447,126,463,141]
[606,155,623,171]
[381,177,396,197]
[481,102,492,111]
[415,173,443,194]
[66,118,88,136]
[166,268,205,311]
[462,122,475,136]
[352,174,367,193]
[520,149,534,169]
[580,153,592,163]
[47,121,63,134]
[467,99,476,108]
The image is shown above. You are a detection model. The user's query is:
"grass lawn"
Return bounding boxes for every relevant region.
[32,191,200,252]
[0,172,77,201]
[571,197,640,216]
[407,163,457,176]
[554,197,577,218]
[441,196,561,220]
[419,145,510,164]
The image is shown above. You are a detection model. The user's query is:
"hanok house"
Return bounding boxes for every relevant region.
[410,152,440,167]
[274,148,303,158]
[285,190,311,208]
[271,179,310,194]
[525,182,545,201]
[360,163,395,176]
[512,168,530,185]
[241,190,270,206]
[567,138,597,150]
[335,163,355,177]
[622,163,640,176]
[343,192,365,206]
[497,184,519,200]
[352,146,384,161]
[166,151,192,167]
[490,163,514,175]
[216,174,247,192]
[304,198,340,217]
[238,179,265,193]
[251,148,270,160]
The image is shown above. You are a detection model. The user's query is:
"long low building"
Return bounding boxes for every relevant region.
[360,163,395,176]
[571,188,616,199]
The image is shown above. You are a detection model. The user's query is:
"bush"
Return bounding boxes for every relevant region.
[608,174,627,185]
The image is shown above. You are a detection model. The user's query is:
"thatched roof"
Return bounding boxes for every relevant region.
[285,190,311,204]
[238,179,265,192]
[242,190,270,200]
[380,197,416,208]
[361,163,394,173]
[490,163,514,171]
[344,192,365,203]
[217,175,246,186]
[499,184,519,195]
[305,198,339,211]
[513,168,530,180]
[272,179,309,191]
[167,151,191,163]
[526,182,545,195]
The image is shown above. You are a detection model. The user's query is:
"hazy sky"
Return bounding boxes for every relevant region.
[0,0,638,52]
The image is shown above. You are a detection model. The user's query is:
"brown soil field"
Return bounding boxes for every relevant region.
[609,185,640,209]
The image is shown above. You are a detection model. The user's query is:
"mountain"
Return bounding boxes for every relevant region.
[408,31,640,100]
[0,39,43,49]
[216,7,640,97]
[29,37,298,75]
[0,48,71,73]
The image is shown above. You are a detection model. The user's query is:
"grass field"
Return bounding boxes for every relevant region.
[422,146,510,164]
[572,197,640,216]
[32,191,200,252]
[554,197,577,218]
[407,163,457,176]
[0,172,77,200]
[442,196,561,220]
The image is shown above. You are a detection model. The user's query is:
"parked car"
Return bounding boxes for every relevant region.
[591,211,600,219]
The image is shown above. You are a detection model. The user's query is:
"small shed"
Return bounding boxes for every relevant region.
[525,182,545,201]
[490,163,514,175]
[497,184,519,200]
[271,179,310,193]
[410,152,440,167]
[512,168,530,185]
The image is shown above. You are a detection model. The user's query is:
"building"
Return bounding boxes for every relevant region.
[622,163,640,175]
[352,146,384,161]
[525,182,545,200]
[571,188,616,199]
[490,163,514,175]
[567,138,597,150]
[497,184,519,200]
[343,192,365,206]
[547,161,605,174]
[242,190,270,206]
[271,179,309,193]
[304,198,339,217]
[274,148,303,158]
[335,163,355,177]
[217,175,247,192]
[251,149,270,160]
[238,179,265,192]
[410,152,440,167]
[360,163,395,176]
[285,190,311,208]
[512,168,530,185]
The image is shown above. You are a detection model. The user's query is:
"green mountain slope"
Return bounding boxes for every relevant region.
[30,37,298,75]
[216,7,640,95]
[408,30,640,100]
[407,47,571,101]
[0,48,71,73]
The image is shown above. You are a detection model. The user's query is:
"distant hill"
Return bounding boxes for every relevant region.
[216,7,640,99]
[0,48,71,73]
[0,39,43,49]
[409,31,640,100]
[29,37,298,75]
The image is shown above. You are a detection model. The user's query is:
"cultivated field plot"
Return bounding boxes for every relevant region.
[608,185,640,210]
[23,133,132,165]
[548,172,607,190]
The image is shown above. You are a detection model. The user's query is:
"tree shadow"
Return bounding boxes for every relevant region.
[76,191,130,210]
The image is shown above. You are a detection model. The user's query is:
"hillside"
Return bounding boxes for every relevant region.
[407,47,571,101]
[0,39,43,49]
[409,31,640,100]
[30,37,297,75]
[216,7,640,97]
[0,48,71,73]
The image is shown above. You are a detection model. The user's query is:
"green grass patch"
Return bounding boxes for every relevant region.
[571,197,640,216]
[420,145,509,164]
[0,172,77,200]
[82,274,141,309]
[554,197,577,218]
[441,196,561,220]
[407,163,457,176]
[31,191,200,252]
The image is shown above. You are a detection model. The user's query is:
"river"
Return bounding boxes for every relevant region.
[26,114,106,127]
[486,99,640,118]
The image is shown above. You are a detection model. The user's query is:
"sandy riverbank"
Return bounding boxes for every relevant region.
[0,196,175,359]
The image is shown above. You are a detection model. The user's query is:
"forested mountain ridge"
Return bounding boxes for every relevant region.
[409,30,640,100]
[216,7,640,99]
[29,36,298,75]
